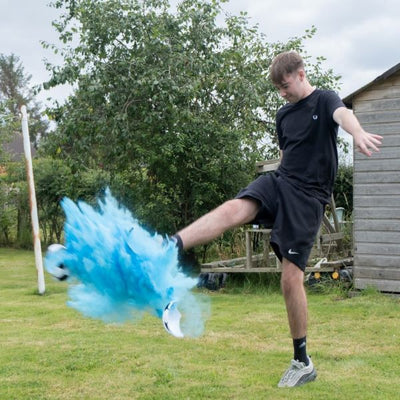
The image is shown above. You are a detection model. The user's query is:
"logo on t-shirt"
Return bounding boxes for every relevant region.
[312,115,318,120]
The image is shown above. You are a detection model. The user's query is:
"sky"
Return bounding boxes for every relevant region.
[3,0,399,163]
[1,0,399,107]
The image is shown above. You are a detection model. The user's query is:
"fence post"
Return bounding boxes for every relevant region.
[21,105,45,295]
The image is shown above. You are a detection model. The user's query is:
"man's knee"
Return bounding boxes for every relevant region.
[219,198,259,226]
[281,259,304,295]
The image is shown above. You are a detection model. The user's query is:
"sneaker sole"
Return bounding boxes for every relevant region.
[295,368,317,387]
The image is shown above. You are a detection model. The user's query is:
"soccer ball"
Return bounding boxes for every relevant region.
[46,244,70,281]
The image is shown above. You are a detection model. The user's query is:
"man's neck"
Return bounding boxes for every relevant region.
[301,82,315,100]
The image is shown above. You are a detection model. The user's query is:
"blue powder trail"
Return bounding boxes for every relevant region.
[44,189,209,337]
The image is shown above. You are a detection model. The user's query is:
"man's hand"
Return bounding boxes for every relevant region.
[353,130,383,157]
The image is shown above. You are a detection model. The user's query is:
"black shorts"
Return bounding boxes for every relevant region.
[235,172,324,271]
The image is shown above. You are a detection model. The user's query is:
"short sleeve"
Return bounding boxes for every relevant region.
[324,90,346,118]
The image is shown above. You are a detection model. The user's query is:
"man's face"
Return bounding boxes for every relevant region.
[274,70,305,103]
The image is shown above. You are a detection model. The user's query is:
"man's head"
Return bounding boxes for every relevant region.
[270,51,312,103]
[270,51,305,85]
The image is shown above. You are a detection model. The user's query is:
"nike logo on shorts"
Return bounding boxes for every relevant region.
[288,249,300,255]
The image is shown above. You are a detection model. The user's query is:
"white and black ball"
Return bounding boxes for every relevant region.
[46,244,70,281]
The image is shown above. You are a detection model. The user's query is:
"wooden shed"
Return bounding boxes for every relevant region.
[343,63,400,293]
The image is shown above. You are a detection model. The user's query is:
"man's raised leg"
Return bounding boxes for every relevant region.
[176,198,260,250]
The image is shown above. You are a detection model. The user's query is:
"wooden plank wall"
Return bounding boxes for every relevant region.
[352,72,400,292]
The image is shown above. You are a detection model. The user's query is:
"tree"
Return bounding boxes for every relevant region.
[42,0,340,235]
[0,54,49,151]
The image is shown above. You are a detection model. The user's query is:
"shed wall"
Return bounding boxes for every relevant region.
[352,72,400,292]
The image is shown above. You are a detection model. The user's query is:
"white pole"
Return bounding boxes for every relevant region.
[20,105,45,295]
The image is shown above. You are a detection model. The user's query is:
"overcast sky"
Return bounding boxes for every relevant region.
[1,0,400,107]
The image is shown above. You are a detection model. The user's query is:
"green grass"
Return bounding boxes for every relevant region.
[1,248,399,399]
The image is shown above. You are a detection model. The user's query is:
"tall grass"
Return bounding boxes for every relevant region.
[1,248,399,399]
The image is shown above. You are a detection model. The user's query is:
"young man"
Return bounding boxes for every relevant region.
[172,51,382,387]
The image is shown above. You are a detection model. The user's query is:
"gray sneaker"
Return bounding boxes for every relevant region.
[278,357,317,387]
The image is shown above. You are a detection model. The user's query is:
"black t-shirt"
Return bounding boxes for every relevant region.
[276,89,345,204]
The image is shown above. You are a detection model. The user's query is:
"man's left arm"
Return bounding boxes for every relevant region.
[333,106,383,157]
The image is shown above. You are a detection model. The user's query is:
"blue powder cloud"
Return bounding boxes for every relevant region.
[44,189,209,337]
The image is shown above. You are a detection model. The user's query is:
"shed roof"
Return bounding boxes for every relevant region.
[342,62,400,108]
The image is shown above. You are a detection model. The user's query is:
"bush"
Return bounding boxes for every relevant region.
[333,164,353,217]
[0,180,17,245]
[0,158,113,248]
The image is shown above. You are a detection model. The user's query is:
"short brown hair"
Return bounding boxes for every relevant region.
[269,51,304,84]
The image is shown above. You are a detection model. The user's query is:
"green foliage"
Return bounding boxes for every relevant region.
[4,181,31,248]
[225,272,282,294]
[32,159,74,243]
[0,158,112,247]
[41,0,341,238]
[0,100,18,162]
[0,162,32,247]
[333,163,353,215]
[0,180,16,245]
[0,54,49,149]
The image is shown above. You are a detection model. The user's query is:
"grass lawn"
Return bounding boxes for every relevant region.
[1,248,399,399]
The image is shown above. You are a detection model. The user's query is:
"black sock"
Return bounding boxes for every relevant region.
[293,336,309,365]
[171,234,184,252]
